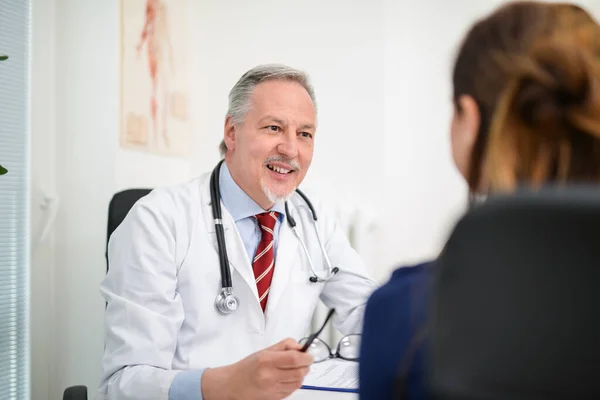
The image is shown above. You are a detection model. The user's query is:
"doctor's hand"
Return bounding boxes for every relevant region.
[201,338,314,400]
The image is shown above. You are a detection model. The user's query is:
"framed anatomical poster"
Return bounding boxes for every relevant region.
[120,0,191,157]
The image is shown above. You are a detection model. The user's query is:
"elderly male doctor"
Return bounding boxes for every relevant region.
[98,64,377,400]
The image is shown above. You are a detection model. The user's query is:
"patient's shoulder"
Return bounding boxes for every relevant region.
[365,261,434,314]
[383,261,433,291]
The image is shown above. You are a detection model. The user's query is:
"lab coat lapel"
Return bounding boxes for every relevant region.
[266,210,299,316]
[201,181,259,302]
[222,216,260,300]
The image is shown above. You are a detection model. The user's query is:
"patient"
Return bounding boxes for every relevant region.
[359,1,600,399]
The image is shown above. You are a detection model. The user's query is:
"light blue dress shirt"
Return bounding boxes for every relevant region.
[168,162,285,400]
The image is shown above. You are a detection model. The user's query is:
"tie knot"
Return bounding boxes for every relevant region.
[255,212,279,240]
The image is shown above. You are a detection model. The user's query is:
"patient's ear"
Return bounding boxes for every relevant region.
[450,95,480,180]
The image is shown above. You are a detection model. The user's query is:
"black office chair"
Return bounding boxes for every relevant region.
[429,186,600,399]
[62,188,152,400]
[62,386,87,400]
[105,188,153,271]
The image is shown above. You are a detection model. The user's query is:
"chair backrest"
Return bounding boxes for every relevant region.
[105,188,152,271]
[429,186,600,399]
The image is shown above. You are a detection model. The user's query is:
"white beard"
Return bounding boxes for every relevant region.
[260,155,301,206]
[260,176,295,205]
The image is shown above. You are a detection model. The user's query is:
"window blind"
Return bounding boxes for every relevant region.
[0,1,31,399]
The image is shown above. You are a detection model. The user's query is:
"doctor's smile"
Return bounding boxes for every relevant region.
[265,162,297,176]
[264,157,300,185]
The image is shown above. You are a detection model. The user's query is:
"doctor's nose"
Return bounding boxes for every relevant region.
[277,134,299,159]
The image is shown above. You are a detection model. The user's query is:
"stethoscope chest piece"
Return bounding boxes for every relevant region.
[215,287,239,315]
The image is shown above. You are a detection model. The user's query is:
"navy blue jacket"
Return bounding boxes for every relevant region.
[359,262,433,399]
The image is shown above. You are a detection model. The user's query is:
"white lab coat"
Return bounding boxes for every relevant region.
[97,172,378,400]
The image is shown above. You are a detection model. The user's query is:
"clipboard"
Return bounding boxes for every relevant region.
[300,359,359,394]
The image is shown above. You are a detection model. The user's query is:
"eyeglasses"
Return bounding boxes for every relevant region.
[299,334,361,363]
[299,308,361,363]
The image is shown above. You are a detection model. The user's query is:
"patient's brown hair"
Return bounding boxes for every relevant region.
[452,1,600,192]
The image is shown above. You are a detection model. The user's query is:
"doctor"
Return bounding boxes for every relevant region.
[98,64,377,400]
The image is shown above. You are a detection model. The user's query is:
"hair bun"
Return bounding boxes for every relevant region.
[511,38,594,134]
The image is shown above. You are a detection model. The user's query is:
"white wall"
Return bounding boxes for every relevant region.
[29,0,600,398]
[30,1,57,399]
[378,0,600,276]
[51,0,117,396]
[379,0,508,275]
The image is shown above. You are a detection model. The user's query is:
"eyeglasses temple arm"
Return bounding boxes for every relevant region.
[300,308,335,352]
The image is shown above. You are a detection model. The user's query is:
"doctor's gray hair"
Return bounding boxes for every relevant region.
[219,64,317,158]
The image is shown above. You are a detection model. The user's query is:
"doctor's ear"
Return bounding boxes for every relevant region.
[224,115,237,152]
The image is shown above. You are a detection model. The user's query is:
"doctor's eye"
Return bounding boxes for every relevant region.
[299,131,313,139]
[266,125,282,132]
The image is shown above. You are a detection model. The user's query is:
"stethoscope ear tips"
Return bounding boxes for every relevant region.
[332,267,340,274]
[309,276,318,283]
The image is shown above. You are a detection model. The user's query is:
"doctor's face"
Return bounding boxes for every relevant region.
[224,80,316,210]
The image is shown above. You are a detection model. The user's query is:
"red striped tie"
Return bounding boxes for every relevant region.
[253,212,278,312]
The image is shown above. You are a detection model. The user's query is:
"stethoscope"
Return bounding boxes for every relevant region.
[211,160,340,315]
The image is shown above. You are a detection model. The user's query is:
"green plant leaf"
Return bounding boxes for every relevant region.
[0,55,8,61]
[0,165,7,175]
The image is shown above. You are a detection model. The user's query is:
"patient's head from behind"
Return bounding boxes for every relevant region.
[450,1,600,194]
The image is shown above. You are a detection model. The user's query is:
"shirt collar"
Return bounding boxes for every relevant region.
[219,161,286,222]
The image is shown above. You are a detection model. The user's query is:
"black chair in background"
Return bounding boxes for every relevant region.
[430,187,600,399]
[105,188,153,270]
[62,188,152,400]
[62,385,87,400]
